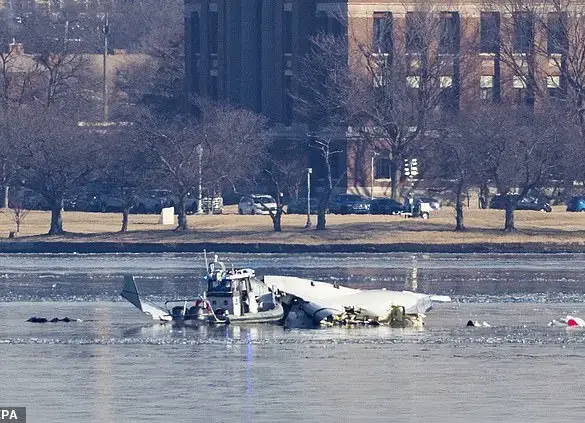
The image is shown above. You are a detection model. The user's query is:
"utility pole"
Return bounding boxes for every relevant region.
[197,144,203,214]
[304,168,312,228]
[102,12,109,122]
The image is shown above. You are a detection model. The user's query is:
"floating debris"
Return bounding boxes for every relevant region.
[466,320,491,327]
[26,317,81,323]
[548,315,585,328]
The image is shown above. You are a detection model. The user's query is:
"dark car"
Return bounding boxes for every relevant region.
[490,194,552,212]
[370,198,405,215]
[286,198,319,214]
[133,190,174,214]
[567,196,585,212]
[328,194,371,214]
[9,188,49,210]
[63,190,105,212]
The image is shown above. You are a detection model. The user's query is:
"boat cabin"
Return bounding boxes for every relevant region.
[205,261,258,318]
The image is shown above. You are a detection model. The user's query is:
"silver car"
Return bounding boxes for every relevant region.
[238,195,277,215]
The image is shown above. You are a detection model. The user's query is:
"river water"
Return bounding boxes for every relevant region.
[0,253,584,422]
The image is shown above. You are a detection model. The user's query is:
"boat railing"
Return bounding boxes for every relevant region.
[164,298,205,308]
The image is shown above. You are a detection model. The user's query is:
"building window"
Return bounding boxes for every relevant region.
[315,11,328,34]
[330,16,344,37]
[373,12,392,54]
[406,12,425,53]
[439,12,459,55]
[547,12,567,54]
[547,75,564,98]
[480,75,493,101]
[374,153,391,179]
[514,13,533,54]
[513,75,526,89]
[208,7,219,55]
[440,76,456,111]
[209,74,218,99]
[480,12,500,53]
[440,76,453,88]
[283,8,293,54]
[407,75,420,88]
[547,75,560,89]
[191,12,200,55]
[513,76,526,105]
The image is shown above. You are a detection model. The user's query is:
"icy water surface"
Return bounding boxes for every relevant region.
[1,253,585,422]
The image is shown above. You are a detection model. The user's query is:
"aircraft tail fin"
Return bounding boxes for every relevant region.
[121,275,172,322]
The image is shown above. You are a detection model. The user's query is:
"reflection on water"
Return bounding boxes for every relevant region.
[1,253,585,422]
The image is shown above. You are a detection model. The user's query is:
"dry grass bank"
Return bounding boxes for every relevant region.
[2,205,585,247]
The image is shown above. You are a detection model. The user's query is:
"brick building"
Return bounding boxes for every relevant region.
[184,0,574,196]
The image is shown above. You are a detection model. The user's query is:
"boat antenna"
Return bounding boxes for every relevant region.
[203,249,208,271]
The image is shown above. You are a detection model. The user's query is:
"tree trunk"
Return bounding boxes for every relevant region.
[479,183,489,209]
[316,209,326,230]
[48,203,64,235]
[391,160,401,201]
[272,207,282,232]
[1,158,8,209]
[504,204,515,232]
[455,179,465,231]
[2,184,8,209]
[175,199,188,231]
[120,207,130,233]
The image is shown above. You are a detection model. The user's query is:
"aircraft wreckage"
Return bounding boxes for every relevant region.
[121,255,451,329]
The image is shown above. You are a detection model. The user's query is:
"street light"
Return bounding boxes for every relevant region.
[102,12,109,122]
[371,152,379,200]
[196,144,203,214]
[305,168,312,228]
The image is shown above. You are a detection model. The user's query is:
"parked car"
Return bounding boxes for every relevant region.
[133,190,175,214]
[238,195,277,215]
[417,196,441,210]
[567,196,585,212]
[286,198,319,214]
[328,194,371,214]
[490,194,552,212]
[370,198,404,215]
[9,188,49,210]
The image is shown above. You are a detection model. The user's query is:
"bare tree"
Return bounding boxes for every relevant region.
[136,102,270,231]
[488,0,585,134]
[11,108,107,235]
[469,105,567,231]
[299,7,478,201]
[263,142,307,232]
[8,201,30,234]
[310,133,347,231]
[114,0,184,114]
[425,114,485,231]
[96,125,159,233]
[16,13,94,110]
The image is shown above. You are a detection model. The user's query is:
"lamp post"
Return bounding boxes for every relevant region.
[196,144,203,214]
[371,152,379,200]
[102,12,109,122]
[305,168,312,228]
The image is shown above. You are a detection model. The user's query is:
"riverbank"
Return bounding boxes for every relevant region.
[2,206,585,253]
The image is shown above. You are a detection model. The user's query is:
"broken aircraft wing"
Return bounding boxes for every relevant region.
[265,275,450,327]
